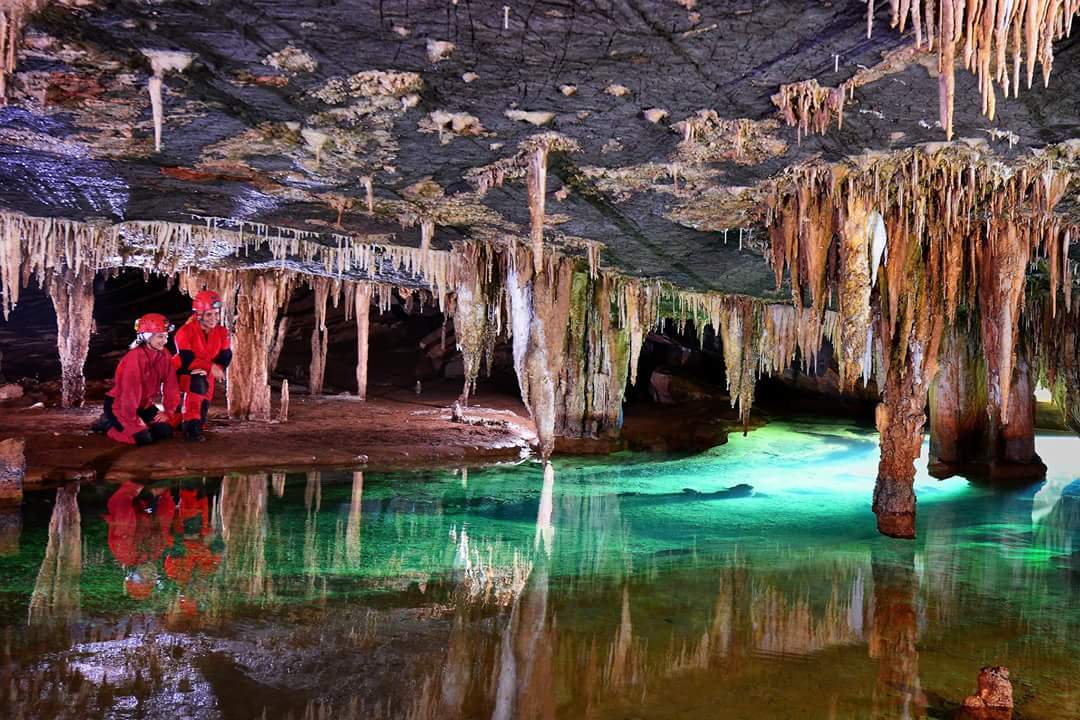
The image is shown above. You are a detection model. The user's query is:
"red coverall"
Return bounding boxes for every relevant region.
[105,481,176,569]
[174,317,231,426]
[105,345,181,445]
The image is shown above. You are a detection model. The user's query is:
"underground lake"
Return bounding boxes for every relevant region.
[1,420,1078,720]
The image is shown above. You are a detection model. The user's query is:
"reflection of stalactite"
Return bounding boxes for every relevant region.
[869,549,926,719]
[29,483,81,626]
[491,561,555,720]
[534,462,554,555]
[303,471,321,589]
[46,265,95,408]
[219,473,271,600]
[346,471,363,568]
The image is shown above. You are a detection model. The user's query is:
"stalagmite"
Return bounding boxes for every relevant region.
[309,277,331,395]
[46,265,95,408]
[355,282,372,401]
[228,270,293,421]
[141,49,195,152]
[277,379,290,422]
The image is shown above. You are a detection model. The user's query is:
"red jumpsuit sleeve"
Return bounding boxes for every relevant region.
[108,353,148,444]
[161,352,182,414]
[212,327,232,369]
[175,323,210,373]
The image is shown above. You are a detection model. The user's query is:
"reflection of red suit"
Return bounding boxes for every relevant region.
[105,346,181,445]
[165,488,221,617]
[105,482,176,567]
[173,318,231,424]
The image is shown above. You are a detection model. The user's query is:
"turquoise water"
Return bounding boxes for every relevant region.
[1,420,1078,719]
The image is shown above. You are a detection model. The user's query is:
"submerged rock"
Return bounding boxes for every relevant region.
[962,666,1013,719]
[0,437,25,504]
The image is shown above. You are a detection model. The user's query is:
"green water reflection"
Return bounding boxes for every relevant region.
[1,420,1078,719]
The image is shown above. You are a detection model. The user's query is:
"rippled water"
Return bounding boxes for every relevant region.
[1,420,1078,719]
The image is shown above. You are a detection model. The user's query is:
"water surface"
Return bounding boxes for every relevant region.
[1,420,1078,719]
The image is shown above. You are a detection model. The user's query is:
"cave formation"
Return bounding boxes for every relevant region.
[0,0,1076,539]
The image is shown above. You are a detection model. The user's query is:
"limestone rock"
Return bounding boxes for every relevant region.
[648,367,716,405]
[0,437,26,504]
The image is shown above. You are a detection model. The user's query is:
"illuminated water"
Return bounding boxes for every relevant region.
[1,420,1078,719]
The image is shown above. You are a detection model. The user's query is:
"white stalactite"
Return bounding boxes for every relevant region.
[141,49,194,152]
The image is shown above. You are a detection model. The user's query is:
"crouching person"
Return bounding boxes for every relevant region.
[174,290,231,442]
[99,313,181,446]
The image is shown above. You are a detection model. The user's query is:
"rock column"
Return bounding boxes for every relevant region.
[47,265,95,408]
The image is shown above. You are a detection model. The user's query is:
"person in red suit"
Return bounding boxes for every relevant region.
[104,480,176,600]
[174,290,232,442]
[93,313,181,446]
[164,483,223,620]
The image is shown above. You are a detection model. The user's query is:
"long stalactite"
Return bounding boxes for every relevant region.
[45,264,95,408]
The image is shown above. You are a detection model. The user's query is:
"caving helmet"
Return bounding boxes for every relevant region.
[192,290,223,314]
[135,313,173,335]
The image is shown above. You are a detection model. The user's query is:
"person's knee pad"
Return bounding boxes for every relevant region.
[137,406,158,426]
[150,422,173,441]
[189,373,209,395]
[133,429,155,446]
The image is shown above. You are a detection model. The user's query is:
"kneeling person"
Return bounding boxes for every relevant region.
[99,313,181,446]
[174,290,231,442]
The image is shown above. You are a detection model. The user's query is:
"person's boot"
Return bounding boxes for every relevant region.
[182,420,206,443]
[89,414,112,434]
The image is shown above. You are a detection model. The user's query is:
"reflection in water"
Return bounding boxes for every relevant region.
[0,422,1077,719]
[29,483,81,626]
[870,548,926,720]
[220,472,270,599]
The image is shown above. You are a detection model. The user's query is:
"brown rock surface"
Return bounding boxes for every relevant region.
[962,666,1013,719]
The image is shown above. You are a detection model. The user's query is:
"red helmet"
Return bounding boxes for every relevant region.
[192,290,223,314]
[135,313,173,334]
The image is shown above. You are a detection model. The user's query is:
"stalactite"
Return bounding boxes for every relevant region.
[0,211,456,316]
[361,175,374,214]
[228,270,293,421]
[871,0,1080,139]
[141,50,195,152]
[355,281,372,401]
[507,244,574,458]
[526,144,549,273]
[837,193,873,391]
[771,79,847,141]
[451,241,501,404]
[46,265,95,408]
[268,315,290,374]
[872,223,945,539]
[309,276,330,395]
[0,1,45,105]
[717,297,762,431]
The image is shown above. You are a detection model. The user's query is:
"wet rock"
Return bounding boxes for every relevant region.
[961,666,1013,719]
[648,368,716,405]
[0,383,23,400]
[0,437,25,504]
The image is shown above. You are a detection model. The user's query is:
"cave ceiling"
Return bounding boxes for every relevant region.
[1,0,1079,296]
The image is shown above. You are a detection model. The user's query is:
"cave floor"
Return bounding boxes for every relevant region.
[2,383,538,486]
